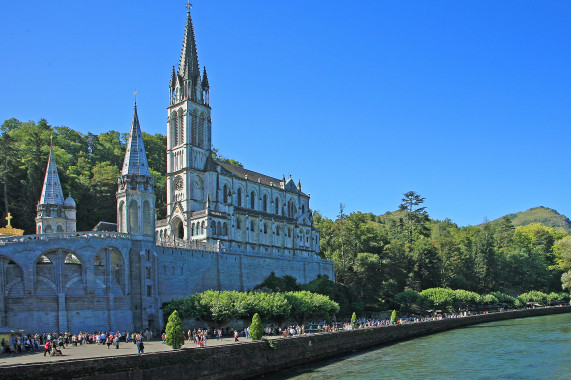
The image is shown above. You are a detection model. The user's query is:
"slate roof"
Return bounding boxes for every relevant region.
[214,160,308,196]
[121,104,151,177]
[39,149,65,205]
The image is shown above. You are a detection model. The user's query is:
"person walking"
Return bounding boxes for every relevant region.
[43,340,51,356]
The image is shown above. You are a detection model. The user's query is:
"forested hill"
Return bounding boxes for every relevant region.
[488,206,571,234]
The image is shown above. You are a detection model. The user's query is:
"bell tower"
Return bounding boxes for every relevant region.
[166,4,212,238]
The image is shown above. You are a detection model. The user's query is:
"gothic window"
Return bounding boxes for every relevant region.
[128,200,139,233]
[263,223,267,234]
[250,191,255,209]
[146,267,151,279]
[143,201,152,235]
[192,110,198,146]
[237,188,242,207]
[198,113,205,148]
[223,222,228,236]
[275,198,279,214]
[276,226,280,236]
[210,221,216,233]
[302,204,305,214]
[147,285,152,297]
[237,218,241,230]
[178,108,184,144]
[250,220,255,232]
[145,250,150,262]
[173,110,179,146]
[223,184,229,203]
[216,222,222,235]
[56,225,64,233]
[263,194,268,212]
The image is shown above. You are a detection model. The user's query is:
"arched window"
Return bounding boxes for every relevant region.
[210,221,216,233]
[56,225,64,233]
[173,110,179,146]
[143,201,152,235]
[275,198,279,214]
[129,200,139,233]
[302,204,305,214]
[191,223,195,236]
[216,222,221,235]
[199,113,205,148]
[276,226,280,236]
[237,218,241,230]
[223,222,228,236]
[178,109,184,144]
[263,223,267,234]
[223,184,229,203]
[250,220,255,232]
[237,188,242,207]
[192,110,198,146]
[250,191,255,209]
[201,221,205,234]
[263,194,268,212]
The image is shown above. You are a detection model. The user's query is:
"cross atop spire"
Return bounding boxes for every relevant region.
[178,2,200,82]
[186,1,192,12]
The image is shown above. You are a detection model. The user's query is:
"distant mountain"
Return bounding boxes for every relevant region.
[490,206,571,233]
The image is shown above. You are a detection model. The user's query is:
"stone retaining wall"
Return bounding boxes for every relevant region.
[3,306,570,379]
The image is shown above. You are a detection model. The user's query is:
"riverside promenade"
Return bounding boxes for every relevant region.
[2,306,570,379]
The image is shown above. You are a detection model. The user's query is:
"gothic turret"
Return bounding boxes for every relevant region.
[117,102,156,237]
[36,148,76,234]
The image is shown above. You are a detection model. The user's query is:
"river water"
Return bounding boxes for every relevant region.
[268,313,571,380]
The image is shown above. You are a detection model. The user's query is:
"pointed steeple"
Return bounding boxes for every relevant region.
[39,148,65,205]
[170,66,177,88]
[178,5,200,82]
[121,102,151,177]
[202,66,209,89]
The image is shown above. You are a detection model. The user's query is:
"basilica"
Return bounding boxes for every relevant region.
[0,7,333,333]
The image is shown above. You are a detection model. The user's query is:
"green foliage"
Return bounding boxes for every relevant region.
[351,312,357,326]
[390,310,398,324]
[165,310,185,349]
[301,275,364,316]
[250,313,263,341]
[253,272,301,292]
[517,290,549,305]
[419,288,456,311]
[490,206,571,234]
[163,290,338,327]
[489,292,516,306]
[211,147,243,168]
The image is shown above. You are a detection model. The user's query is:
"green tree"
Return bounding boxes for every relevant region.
[351,312,357,327]
[390,310,398,324]
[165,310,185,349]
[250,313,264,340]
[399,191,429,244]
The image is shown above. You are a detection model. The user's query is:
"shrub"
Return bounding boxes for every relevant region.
[250,313,264,341]
[390,310,398,324]
[351,312,357,327]
[165,310,185,349]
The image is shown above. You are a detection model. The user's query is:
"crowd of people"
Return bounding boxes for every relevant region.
[0,329,155,356]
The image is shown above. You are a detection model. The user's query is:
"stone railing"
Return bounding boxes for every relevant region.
[0,232,131,245]
[156,237,222,252]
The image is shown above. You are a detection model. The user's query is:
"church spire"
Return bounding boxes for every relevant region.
[178,3,200,82]
[39,148,64,205]
[121,101,151,177]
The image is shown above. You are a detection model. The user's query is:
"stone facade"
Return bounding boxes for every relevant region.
[0,6,334,334]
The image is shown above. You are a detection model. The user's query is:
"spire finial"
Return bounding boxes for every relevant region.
[5,212,13,228]
[133,89,138,106]
[186,1,192,13]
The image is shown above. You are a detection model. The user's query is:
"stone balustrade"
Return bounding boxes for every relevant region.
[0,232,132,245]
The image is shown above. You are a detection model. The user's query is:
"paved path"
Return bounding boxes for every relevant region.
[0,337,248,366]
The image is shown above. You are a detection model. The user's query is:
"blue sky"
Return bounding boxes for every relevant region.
[1,1,570,226]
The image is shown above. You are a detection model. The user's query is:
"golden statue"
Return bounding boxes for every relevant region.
[0,212,24,236]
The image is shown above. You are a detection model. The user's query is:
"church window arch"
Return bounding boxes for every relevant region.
[276,226,280,236]
[302,204,305,214]
[45,225,53,234]
[56,225,64,233]
[263,223,268,234]
[192,109,198,146]
[223,184,229,203]
[216,221,221,235]
[250,191,256,209]
[128,199,139,233]
[172,110,179,147]
[236,218,241,230]
[237,188,243,207]
[223,222,228,236]
[210,221,216,234]
[177,108,184,145]
[198,112,205,148]
[250,220,255,232]
[263,194,268,212]
[143,200,152,235]
[275,198,279,214]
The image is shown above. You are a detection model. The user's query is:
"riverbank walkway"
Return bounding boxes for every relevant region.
[0,337,243,366]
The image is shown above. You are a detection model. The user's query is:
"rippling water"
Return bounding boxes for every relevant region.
[267,313,571,380]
